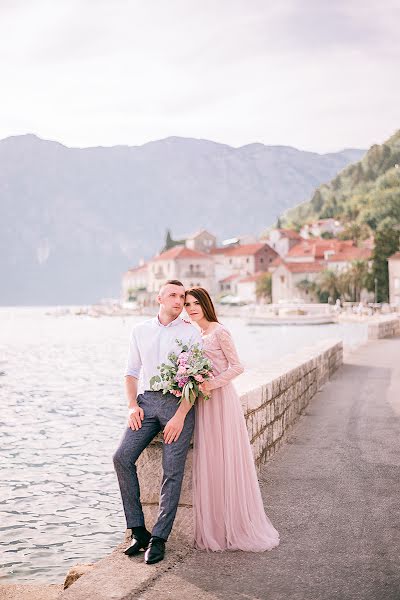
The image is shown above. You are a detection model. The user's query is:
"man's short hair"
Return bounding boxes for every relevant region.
[158,280,184,296]
[165,280,184,287]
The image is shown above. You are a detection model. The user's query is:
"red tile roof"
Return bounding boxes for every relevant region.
[152,246,210,261]
[238,272,266,283]
[210,246,232,255]
[211,243,275,257]
[124,263,148,275]
[286,238,355,259]
[276,228,303,240]
[220,274,241,283]
[326,247,372,262]
[269,257,284,268]
[275,261,325,274]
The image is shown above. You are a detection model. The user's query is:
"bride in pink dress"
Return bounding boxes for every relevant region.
[184,287,279,552]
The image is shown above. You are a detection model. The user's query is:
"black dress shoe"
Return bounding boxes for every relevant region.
[124,529,151,556]
[144,536,166,564]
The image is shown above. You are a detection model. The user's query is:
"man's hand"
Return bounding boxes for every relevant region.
[128,405,144,431]
[164,413,185,444]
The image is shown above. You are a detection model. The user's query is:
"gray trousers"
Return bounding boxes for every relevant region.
[113,391,195,540]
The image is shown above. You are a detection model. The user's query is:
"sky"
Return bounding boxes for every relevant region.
[1,0,399,153]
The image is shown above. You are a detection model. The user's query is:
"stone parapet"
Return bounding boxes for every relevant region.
[367,315,400,339]
[136,338,343,542]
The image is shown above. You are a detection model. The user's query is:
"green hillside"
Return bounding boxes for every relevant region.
[282,129,400,302]
[284,129,400,235]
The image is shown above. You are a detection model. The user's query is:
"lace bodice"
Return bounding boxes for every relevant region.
[202,324,244,390]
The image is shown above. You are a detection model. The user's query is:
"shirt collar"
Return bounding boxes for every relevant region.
[156,314,182,328]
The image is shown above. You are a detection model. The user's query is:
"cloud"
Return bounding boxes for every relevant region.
[0,0,399,152]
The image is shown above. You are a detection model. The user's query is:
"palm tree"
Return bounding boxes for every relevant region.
[346,260,370,301]
[317,270,339,300]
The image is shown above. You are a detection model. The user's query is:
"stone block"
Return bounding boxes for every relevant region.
[142,504,194,542]
[137,444,193,506]
[64,564,95,590]
[272,417,283,442]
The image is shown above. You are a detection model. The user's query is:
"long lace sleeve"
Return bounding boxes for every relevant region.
[208,327,244,390]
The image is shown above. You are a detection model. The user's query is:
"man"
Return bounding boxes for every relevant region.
[113,280,202,564]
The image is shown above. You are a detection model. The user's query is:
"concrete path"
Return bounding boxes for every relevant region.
[136,336,400,600]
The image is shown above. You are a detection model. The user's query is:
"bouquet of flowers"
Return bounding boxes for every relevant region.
[150,339,213,405]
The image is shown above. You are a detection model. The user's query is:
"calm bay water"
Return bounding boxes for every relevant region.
[0,307,368,583]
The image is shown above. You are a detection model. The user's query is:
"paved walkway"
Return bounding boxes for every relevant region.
[137,336,400,600]
[5,336,399,600]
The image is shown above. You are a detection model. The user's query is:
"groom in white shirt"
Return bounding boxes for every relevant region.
[113,280,202,564]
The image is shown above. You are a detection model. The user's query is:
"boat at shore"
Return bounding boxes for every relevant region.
[247,314,337,326]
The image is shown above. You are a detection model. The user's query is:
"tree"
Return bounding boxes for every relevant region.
[311,190,323,212]
[371,226,400,302]
[338,222,372,244]
[256,273,272,302]
[295,279,317,300]
[164,229,174,250]
[346,260,370,302]
[317,270,339,300]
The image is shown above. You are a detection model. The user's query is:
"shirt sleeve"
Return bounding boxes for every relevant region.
[125,327,142,378]
[208,327,244,390]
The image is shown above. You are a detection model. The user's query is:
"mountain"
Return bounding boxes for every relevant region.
[283,129,400,233]
[0,134,365,305]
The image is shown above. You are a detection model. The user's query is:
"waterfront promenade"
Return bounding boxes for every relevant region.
[2,333,400,600]
[134,334,400,600]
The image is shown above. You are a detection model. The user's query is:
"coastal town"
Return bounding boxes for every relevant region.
[121,219,400,308]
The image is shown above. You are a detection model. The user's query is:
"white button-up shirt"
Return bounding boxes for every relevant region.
[125,315,203,394]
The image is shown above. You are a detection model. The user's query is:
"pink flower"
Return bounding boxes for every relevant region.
[177,366,187,375]
[194,374,204,383]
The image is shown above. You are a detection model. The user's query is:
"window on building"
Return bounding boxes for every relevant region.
[229,259,232,264]
[246,258,249,263]
[260,258,264,263]
[280,275,285,284]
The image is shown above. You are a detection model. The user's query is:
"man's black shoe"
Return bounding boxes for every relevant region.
[144,536,166,564]
[124,529,151,556]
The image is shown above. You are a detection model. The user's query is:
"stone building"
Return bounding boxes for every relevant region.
[211,243,278,293]
[265,228,303,257]
[269,238,373,303]
[300,218,344,239]
[147,245,215,294]
[121,262,148,303]
[185,229,216,254]
[270,261,324,303]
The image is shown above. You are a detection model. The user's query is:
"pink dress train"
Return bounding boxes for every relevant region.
[193,323,280,552]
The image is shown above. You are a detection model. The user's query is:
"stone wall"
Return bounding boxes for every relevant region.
[367,315,400,340]
[136,338,343,542]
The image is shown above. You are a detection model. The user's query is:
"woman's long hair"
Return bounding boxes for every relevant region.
[185,287,219,323]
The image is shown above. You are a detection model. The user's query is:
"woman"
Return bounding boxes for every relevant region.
[184,287,279,552]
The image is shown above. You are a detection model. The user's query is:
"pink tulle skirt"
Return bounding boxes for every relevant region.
[193,382,280,552]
